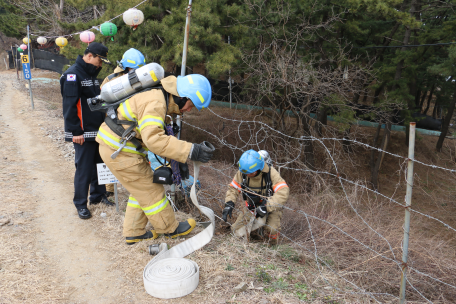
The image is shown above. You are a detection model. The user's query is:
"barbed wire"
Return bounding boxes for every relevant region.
[203,108,456,175]
[178,108,456,301]
[183,118,456,234]
[205,175,455,302]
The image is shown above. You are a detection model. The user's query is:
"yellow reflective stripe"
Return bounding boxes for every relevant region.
[249,163,257,169]
[196,91,204,103]
[119,100,137,122]
[127,59,136,64]
[138,115,164,131]
[188,75,194,84]
[127,196,141,208]
[150,70,158,82]
[142,196,169,215]
[97,128,147,156]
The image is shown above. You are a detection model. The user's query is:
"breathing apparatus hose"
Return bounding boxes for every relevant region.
[143,160,215,299]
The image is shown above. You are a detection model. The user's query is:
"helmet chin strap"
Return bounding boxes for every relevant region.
[173,95,188,109]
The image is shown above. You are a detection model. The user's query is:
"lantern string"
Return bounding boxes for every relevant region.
[29,0,148,39]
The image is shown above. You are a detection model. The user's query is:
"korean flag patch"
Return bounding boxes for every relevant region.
[67,74,76,81]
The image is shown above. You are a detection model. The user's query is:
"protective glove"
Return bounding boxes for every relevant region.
[222,201,235,222]
[190,141,215,163]
[255,205,268,218]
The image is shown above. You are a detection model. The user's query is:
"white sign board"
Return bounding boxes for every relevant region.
[97,163,119,185]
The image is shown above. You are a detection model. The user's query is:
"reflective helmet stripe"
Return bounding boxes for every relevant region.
[249,163,257,169]
[196,91,204,102]
[187,75,194,84]
[127,59,136,64]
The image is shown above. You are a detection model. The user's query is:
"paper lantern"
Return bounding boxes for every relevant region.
[80,31,95,44]
[100,22,117,41]
[20,44,27,50]
[17,47,23,52]
[56,37,68,48]
[37,37,47,45]
[123,8,144,30]
[22,38,30,44]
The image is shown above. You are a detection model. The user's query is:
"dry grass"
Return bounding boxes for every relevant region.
[3,69,455,303]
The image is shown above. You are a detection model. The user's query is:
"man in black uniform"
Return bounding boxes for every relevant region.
[61,42,113,220]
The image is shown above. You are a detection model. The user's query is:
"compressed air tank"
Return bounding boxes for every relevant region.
[99,62,164,103]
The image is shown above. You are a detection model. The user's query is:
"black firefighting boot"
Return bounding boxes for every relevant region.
[164,219,196,239]
[125,230,158,245]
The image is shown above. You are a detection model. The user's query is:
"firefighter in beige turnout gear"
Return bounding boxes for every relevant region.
[101,48,146,196]
[96,73,214,245]
[222,150,289,244]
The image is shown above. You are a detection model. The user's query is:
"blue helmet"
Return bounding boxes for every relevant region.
[238,150,265,174]
[119,48,145,70]
[176,74,212,111]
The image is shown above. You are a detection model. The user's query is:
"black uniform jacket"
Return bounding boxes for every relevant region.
[61,55,105,142]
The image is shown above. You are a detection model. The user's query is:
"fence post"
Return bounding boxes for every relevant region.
[399,122,416,304]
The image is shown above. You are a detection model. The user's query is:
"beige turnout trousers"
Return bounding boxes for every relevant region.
[100,145,179,237]
[231,207,283,239]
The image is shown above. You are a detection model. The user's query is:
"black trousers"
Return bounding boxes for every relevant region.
[73,141,106,209]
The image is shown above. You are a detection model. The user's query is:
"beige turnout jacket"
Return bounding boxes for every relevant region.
[100,66,126,88]
[225,164,289,212]
[96,76,192,163]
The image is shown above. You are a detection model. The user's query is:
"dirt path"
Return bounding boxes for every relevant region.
[0,72,124,303]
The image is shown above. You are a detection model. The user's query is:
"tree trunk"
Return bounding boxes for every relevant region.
[423,84,435,115]
[419,90,427,110]
[370,124,382,178]
[315,106,327,137]
[342,125,352,153]
[371,122,391,190]
[436,85,456,151]
[93,5,98,20]
[300,114,315,171]
[432,99,439,119]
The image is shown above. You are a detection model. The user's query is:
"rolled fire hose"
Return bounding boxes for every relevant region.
[143,160,215,299]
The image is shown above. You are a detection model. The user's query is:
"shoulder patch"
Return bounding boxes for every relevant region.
[67,74,76,81]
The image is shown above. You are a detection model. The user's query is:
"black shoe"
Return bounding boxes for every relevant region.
[106,191,114,197]
[90,196,114,206]
[125,230,158,245]
[164,219,196,239]
[78,208,92,219]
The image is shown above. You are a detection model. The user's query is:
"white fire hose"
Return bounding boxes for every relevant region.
[143,160,215,299]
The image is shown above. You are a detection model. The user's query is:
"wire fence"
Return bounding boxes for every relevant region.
[179,107,456,303]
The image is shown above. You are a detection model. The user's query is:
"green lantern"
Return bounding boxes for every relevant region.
[100,22,118,41]
[17,47,23,53]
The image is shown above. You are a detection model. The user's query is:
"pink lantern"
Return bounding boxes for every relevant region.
[20,44,27,50]
[80,31,95,44]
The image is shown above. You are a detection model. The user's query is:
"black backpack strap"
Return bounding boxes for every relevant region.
[105,116,145,153]
[107,70,126,81]
[241,173,247,201]
[265,169,273,196]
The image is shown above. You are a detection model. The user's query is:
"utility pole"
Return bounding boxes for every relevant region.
[228,36,232,109]
[171,0,192,204]
[27,25,34,109]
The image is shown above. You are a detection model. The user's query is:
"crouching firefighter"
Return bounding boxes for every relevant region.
[222,150,289,245]
[95,71,215,245]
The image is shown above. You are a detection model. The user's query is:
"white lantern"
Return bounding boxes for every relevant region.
[37,37,48,45]
[123,8,144,30]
